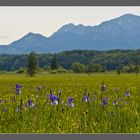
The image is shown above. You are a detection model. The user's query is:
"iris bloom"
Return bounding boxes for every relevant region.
[125,91,130,97]
[50,94,59,106]
[102,97,108,106]
[102,82,106,93]
[82,96,88,102]
[68,97,74,108]
[68,97,73,104]
[28,99,35,108]
[16,84,22,95]
[82,95,90,102]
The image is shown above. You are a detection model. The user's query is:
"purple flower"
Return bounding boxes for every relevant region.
[125,91,130,97]
[82,96,89,102]
[68,97,73,104]
[16,84,22,89]
[67,97,74,108]
[102,82,106,93]
[50,94,57,102]
[28,99,32,106]
[16,84,22,95]
[49,94,59,106]
[102,97,108,106]
[16,84,19,89]
[0,100,2,103]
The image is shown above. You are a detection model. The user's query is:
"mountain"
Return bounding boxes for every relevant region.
[0,13,140,54]
[9,32,49,53]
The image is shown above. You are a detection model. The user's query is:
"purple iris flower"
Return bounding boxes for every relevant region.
[28,99,32,106]
[67,97,74,108]
[82,96,88,102]
[102,82,106,93]
[102,97,108,106]
[16,84,22,89]
[16,84,19,89]
[16,84,22,94]
[50,94,57,102]
[49,94,59,106]
[28,99,36,108]
[0,100,2,103]
[68,97,73,104]
[82,93,91,102]
[125,91,130,97]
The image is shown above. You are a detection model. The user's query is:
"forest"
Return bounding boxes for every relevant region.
[0,49,140,73]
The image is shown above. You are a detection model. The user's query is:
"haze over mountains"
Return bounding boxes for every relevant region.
[0,13,140,54]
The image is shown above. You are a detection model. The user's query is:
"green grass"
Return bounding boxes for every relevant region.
[0,73,139,133]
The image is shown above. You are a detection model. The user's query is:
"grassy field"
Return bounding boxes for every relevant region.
[0,73,139,133]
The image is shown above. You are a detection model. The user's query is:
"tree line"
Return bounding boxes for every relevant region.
[0,49,140,75]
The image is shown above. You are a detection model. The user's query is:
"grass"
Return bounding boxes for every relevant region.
[0,73,139,133]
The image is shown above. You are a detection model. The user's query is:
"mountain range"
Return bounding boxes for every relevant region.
[0,13,140,54]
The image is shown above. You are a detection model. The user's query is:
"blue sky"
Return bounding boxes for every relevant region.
[0,7,140,45]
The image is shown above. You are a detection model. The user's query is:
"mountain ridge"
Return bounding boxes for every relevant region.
[0,13,140,54]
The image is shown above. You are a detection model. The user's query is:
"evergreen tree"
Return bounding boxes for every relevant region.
[134,64,139,76]
[117,68,121,76]
[117,65,122,76]
[27,52,37,76]
[51,57,58,70]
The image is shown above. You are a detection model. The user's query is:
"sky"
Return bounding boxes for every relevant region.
[0,6,140,45]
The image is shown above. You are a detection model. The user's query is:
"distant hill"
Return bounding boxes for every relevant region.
[0,13,140,54]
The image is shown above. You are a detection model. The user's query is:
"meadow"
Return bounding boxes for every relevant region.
[0,73,139,133]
